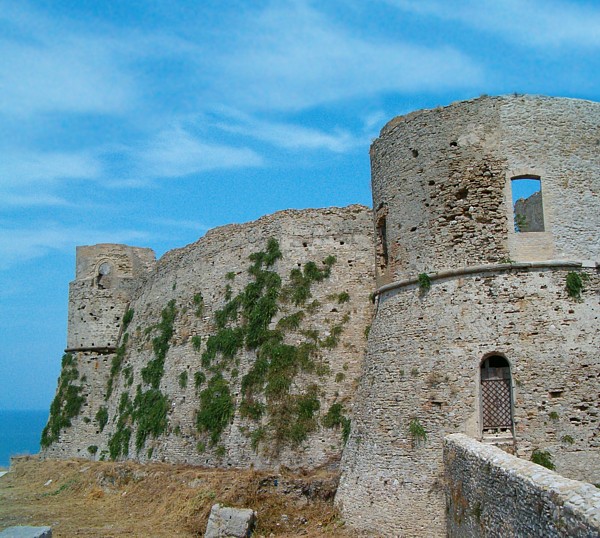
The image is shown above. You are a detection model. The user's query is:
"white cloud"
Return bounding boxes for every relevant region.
[0,223,148,269]
[0,35,134,117]
[210,2,482,111]
[385,0,600,49]
[212,111,365,153]
[136,127,264,178]
[0,150,101,187]
[1,193,69,207]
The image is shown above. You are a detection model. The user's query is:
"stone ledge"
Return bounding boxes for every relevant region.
[377,260,596,297]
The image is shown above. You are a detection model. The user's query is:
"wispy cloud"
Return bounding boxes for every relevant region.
[135,127,264,178]
[209,1,482,111]
[211,110,365,153]
[1,193,69,207]
[0,222,149,269]
[0,35,134,117]
[0,150,101,187]
[385,0,600,49]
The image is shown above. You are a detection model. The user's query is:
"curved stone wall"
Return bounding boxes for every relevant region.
[371,95,600,286]
[337,95,600,537]
[45,205,375,470]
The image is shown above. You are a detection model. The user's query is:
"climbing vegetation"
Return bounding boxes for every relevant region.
[41,353,86,448]
[322,402,351,444]
[193,238,347,452]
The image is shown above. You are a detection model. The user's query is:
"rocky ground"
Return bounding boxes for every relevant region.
[0,456,358,537]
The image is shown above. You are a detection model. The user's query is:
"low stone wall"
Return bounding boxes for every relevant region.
[444,434,600,537]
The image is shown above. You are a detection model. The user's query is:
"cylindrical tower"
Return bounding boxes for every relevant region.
[337,95,600,537]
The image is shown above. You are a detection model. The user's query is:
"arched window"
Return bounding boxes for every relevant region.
[96,262,112,289]
[480,355,513,434]
[511,176,544,232]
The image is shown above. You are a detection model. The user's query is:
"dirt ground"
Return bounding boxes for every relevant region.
[0,456,357,537]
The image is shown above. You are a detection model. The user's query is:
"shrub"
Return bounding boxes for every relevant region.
[87,445,98,455]
[95,407,109,432]
[194,371,206,389]
[193,293,204,317]
[561,435,574,445]
[337,291,350,304]
[322,403,351,444]
[409,418,427,445]
[197,374,235,444]
[133,387,169,451]
[179,371,188,389]
[566,271,588,300]
[191,335,202,352]
[122,308,134,330]
[531,449,555,470]
[418,273,431,292]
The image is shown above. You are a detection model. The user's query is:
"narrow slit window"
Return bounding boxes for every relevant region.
[376,213,388,271]
[511,176,544,232]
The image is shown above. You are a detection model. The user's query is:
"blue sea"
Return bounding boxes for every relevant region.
[0,410,48,468]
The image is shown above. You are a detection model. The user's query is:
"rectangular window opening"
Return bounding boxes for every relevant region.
[511,176,544,232]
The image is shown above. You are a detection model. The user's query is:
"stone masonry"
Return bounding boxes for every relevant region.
[43,205,375,469]
[444,433,600,537]
[335,95,600,536]
[42,95,600,537]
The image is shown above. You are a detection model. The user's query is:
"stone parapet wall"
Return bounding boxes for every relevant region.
[444,433,600,538]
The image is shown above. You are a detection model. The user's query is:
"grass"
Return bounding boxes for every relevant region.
[0,457,350,537]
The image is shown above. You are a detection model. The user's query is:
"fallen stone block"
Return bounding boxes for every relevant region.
[0,526,52,538]
[204,503,256,538]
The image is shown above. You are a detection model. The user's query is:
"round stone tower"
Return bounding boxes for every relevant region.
[336,95,600,536]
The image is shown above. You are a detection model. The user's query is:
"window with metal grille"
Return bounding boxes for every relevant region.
[481,355,513,434]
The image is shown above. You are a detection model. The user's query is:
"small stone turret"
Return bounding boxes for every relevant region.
[66,244,155,352]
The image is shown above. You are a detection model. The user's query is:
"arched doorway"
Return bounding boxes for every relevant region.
[480,355,513,435]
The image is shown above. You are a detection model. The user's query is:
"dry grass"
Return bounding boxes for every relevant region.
[0,456,356,537]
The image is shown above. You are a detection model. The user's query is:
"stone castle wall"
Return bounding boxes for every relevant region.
[42,95,600,537]
[336,95,600,537]
[44,205,375,469]
[444,434,600,538]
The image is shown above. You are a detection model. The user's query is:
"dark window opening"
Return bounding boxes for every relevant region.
[96,262,112,289]
[481,355,513,435]
[512,176,544,232]
[376,213,388,271]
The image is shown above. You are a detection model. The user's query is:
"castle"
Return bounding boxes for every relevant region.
[42,95,600,536]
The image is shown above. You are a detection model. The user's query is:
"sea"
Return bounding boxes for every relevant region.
[0,410,48,468]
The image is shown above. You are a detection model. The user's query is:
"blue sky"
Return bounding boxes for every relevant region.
[1,0,600,410]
